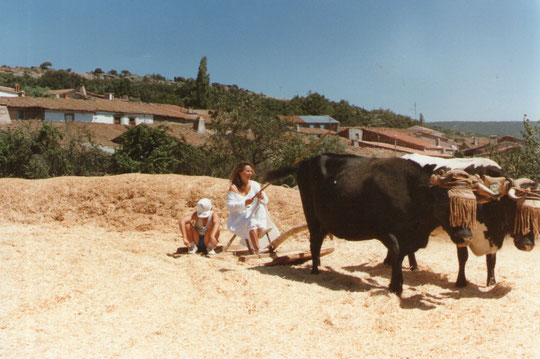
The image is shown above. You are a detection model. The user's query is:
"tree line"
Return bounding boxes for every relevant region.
[0,60,537,182]
[0,104,346,184]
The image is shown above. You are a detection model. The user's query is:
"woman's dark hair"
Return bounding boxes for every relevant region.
[229,162,254,189]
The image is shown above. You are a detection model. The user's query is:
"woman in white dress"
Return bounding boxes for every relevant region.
[226,162,273,253]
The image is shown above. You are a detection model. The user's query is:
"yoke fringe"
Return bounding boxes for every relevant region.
[514,199,540,238]
[448,188,477,229]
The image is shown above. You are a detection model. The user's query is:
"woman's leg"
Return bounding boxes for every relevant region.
[249,229,259,252]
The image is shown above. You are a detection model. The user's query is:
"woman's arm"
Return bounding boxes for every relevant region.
[226,189,247,213]
[251,181,268,204]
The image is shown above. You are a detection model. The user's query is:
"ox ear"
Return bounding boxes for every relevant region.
[423,164,437,174]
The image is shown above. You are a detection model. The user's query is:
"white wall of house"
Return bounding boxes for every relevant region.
[45,110,154,125]
[0,90,18,97]
[45,111,93,122]
[347,129,363,141]
[94,112,153,125]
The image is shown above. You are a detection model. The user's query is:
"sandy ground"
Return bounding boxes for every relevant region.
[0,174,539,358]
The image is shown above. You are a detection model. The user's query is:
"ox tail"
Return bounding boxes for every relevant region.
[264,164,300,183]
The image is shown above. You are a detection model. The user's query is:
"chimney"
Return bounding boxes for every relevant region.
[472,137,478,146]
[14,84,20,92]
[489,135,498,145]
[436,137,441,147]
[79,85,87,96]
[196,116,206,133]
[106,93,114,100]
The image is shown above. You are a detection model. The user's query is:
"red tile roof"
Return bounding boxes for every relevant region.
[296,127,336,135]
[362,127,453,151]
[0,86,17,93]
[0,97,197,121]
[0,120,210,148]
[356,140,453,158]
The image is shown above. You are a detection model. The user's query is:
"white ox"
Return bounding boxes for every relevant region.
[401,153,516,287]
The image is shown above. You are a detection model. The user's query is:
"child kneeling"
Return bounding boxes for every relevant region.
[179,198,221,255]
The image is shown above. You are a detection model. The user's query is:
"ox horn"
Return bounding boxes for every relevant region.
[474,182,498,198]
[508,188,522,200]
[513,178,536,190]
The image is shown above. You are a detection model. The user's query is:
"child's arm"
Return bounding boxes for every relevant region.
[178,213,195,246]
[208,212,221,245]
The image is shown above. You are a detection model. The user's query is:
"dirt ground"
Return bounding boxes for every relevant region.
[0,174,538,358]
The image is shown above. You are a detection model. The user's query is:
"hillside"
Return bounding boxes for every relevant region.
[0,65,420,128]
[429,121,526,138]
[1,174,539,358]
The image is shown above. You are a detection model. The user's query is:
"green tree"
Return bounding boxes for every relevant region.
[39,70,84,89]
[110,125,211,175]
[419,113,425,124]
[39,61,52,70]
[0,122,109,178]
[112,125,181,174]
[195,56,210,109]
[208,98,294,177]
[270,133,347,187]
[491,117,540,181]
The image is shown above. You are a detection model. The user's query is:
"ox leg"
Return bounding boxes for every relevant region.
[381,233,403,296]
[309,228,325,275]
[383,251,418,271]
[383,250,391,266]
[456,246,469,287]
[486,254,497,286]
[408,253,419,271]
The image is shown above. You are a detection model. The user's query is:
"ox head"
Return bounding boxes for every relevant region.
[506,178,540,251]
[430,169,480,246]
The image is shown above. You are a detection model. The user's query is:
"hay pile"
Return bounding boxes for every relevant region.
[0,173,304,233]
[0,174,538,358]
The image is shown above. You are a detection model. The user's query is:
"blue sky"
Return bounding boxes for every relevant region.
[1,0,539,122]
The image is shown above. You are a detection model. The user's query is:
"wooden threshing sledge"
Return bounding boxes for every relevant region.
[222,224,334,266]
[172,224,334,266]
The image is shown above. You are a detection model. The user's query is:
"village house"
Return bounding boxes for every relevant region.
[0,96,206,130]
[277,115,340,133]
[0,85,24,97]
[338,127,455,157]
[44,85,115,100]
[462,135,525,156]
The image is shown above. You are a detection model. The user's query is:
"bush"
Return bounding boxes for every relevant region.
[491,118,540,181]
[111,125,213,175]
[0,122,111,178]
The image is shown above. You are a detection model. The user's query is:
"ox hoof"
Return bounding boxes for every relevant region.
[487,278,497,287]
[409,265,419,271]
[389,283,403,296]
[311,267,320,275]
[455,279,468,288]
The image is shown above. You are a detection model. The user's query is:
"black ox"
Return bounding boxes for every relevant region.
[265,153,473,295]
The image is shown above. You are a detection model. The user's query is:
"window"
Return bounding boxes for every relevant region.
[129,117,136,126]
[114,116,121,125]
[17,111,24,120]
[64,113,74,122]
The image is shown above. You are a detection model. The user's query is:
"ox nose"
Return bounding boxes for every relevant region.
[514,237,535,252]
